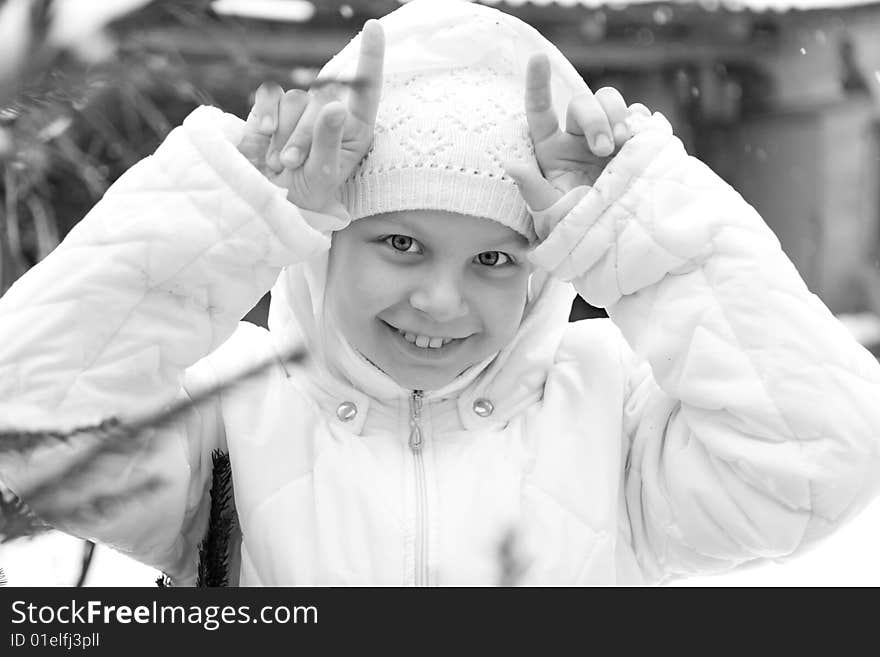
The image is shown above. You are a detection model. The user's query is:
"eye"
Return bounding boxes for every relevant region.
[475,251,513,267]
[384,235,421,254]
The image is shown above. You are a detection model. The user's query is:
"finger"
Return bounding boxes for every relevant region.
[503,159,560,212]
[628,102,651,117]
[249,81,284,135]
[565,93,614,157]
[594,87,630,146]
[348,19,385,126]
[240,82,284,166]
[238,127,271,170]
[267,90,308,171]
[280,94,331,170]
[624,102,652,133]
[525,53,558,144]
[303,101,346,194]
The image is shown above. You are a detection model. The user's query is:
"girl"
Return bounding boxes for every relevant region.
[1,0,879,586]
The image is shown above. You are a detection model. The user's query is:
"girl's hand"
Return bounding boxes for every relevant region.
[504,53,650,216]
[237,20,385,217]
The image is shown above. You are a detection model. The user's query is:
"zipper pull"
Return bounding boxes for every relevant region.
[409,389,423,452]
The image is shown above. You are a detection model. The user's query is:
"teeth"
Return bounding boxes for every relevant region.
[396,328,455,349]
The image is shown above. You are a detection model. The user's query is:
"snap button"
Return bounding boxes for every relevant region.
[472,398,494,417]
[336,401,358,422]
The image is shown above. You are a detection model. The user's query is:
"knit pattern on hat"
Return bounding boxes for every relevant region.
[321,0,590,242]
[339,65,537,241]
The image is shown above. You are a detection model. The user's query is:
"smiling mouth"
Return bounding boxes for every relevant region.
[380,320,469,352]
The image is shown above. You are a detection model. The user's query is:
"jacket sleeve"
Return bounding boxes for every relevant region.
[0,105,335,583]
[530,112,880,583]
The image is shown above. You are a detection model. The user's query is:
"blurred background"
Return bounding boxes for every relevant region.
[1,0,880,586]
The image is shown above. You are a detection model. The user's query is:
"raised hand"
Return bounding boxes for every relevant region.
[504,53,649,216]
[238,20,385,217]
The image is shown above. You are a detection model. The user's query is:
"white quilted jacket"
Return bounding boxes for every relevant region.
[1,105,879,586]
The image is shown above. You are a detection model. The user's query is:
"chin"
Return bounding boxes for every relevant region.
[356,344,461,391]
[387,367,457,392]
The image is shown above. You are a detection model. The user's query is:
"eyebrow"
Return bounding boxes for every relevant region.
[491,236,530,249]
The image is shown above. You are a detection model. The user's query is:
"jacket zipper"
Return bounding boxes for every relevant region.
[409,389,428,586]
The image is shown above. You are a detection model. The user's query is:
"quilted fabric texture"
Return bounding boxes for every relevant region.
[0,99,878,584]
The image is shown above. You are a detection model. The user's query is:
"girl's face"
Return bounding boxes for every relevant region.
[325,210,533,391]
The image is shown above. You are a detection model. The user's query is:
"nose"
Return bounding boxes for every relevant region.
[409,270,469,323]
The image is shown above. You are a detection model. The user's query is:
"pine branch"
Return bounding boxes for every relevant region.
[33,477,167,530]
[0,473,165,544]
[196,449,235,587]
[0,417,124,456]
[0,347,304,456]
[128,347,305,435]
[0,486,51,543]
[0,347,304,543]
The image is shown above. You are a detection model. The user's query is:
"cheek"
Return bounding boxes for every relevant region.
[470,273,528,342]
[328,249,407,326]
[353,258,409,314]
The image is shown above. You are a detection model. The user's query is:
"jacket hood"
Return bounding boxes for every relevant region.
[267,0,584,410]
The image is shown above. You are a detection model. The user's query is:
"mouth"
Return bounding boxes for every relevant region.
[379,320,470,359]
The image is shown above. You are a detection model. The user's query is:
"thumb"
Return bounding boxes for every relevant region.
[503,159,560,213]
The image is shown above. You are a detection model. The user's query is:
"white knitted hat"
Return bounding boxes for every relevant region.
[318,0,589,242]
